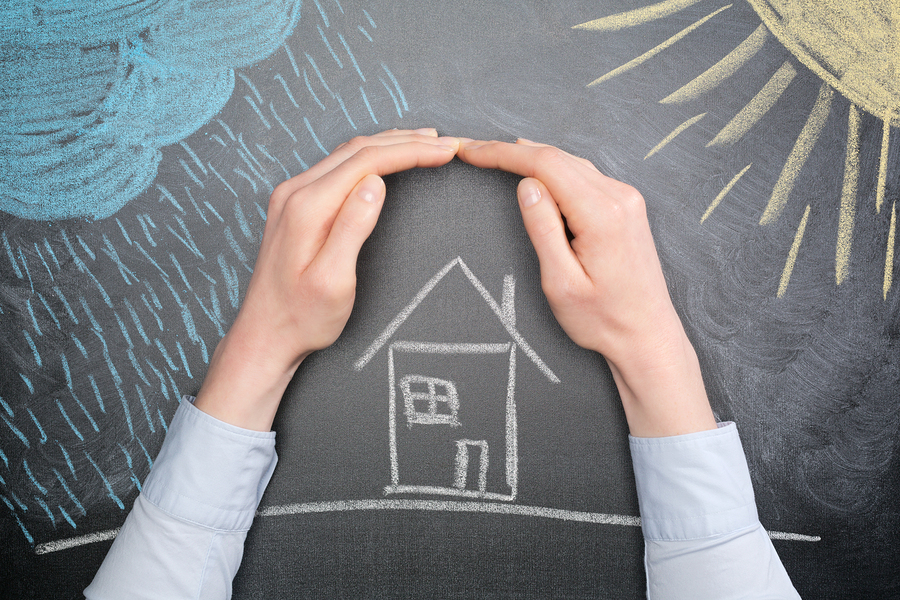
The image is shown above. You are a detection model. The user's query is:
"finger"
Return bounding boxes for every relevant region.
[516,177,584,283]
[270,131,451,212]
[460,139,601,182]
[325,129,443,168]
[515,138,599,172]
[299,140,459,217]
[458,140,606,222]
[271,140,459,261]
[377,127,439,138]
[295,131,451,187]
[316,173,387,276]
[332,128,439,152]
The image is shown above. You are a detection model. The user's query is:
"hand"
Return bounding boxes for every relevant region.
[457,138,716,437]
[195,129,460,430]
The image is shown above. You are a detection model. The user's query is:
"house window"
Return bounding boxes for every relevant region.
[399,375,460,426]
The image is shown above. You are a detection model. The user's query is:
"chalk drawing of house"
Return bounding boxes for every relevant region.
[355,257,558,502]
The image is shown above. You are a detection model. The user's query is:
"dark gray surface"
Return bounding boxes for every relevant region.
[2,1,898,598]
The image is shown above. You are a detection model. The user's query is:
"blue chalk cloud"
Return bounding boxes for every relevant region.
[0,0,302,220]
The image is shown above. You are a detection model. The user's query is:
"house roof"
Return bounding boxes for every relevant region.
[354,256,559,383]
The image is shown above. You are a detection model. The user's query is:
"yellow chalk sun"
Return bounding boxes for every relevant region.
[575,0,898,299]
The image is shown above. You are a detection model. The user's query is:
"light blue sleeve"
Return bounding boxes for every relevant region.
[84,397,278,600]
[629,423,801,600]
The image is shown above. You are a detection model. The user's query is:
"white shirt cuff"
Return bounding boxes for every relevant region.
[141,396,278,532]
[629,422,759,541]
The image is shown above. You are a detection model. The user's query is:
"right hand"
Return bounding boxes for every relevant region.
[458,138,716,437]
[195,129,460,431]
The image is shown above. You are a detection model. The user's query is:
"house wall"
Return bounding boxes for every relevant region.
[389,345,514,500]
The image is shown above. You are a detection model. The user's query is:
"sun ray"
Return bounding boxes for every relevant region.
[885,201,897,300]
[707,60,797,146]
[584,0,898,295]
[587,4,733,88]
[573,0,704,32]
[661,24,769,104]
[876,115,892,213]
[836,104,862,285]
[644,113,706,159]
[746,0,900,128]
[701,163,752,223]
[760,84,834,225]
[778,204,811,297]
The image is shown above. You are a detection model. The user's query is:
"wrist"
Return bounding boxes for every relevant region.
[605,329,717,438]
[193,317,306,431]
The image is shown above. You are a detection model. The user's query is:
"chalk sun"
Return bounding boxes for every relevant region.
[575,0,898,299]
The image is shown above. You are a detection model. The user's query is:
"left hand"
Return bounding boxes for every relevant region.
[457,137,715,437]
[195,129,460,430]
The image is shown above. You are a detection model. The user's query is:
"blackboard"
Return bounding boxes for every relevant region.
[2,1,898,598]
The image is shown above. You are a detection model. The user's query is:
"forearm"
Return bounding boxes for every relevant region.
[193,317,303,432]
[88,130,459,598]
[631,424,800,600]
[605,325,716,438]
[85,496,249,600]
[86,398,277,599]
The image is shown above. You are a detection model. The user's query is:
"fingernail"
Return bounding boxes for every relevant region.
[438,145,457,152]
[357,176,383,203]
[457,137,474,144]
[520,181,541,207]
[415,127,438,136]
[437,136,459,146]
[462,140,486,150]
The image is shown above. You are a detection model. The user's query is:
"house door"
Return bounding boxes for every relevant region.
[453,439,488,493]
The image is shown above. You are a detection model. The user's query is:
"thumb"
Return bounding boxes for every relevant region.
[318,173,386,274]
[517,177,579,279]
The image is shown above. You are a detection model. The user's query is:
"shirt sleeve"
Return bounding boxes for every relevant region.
[84,397,278,600]
[629,422,801,600]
